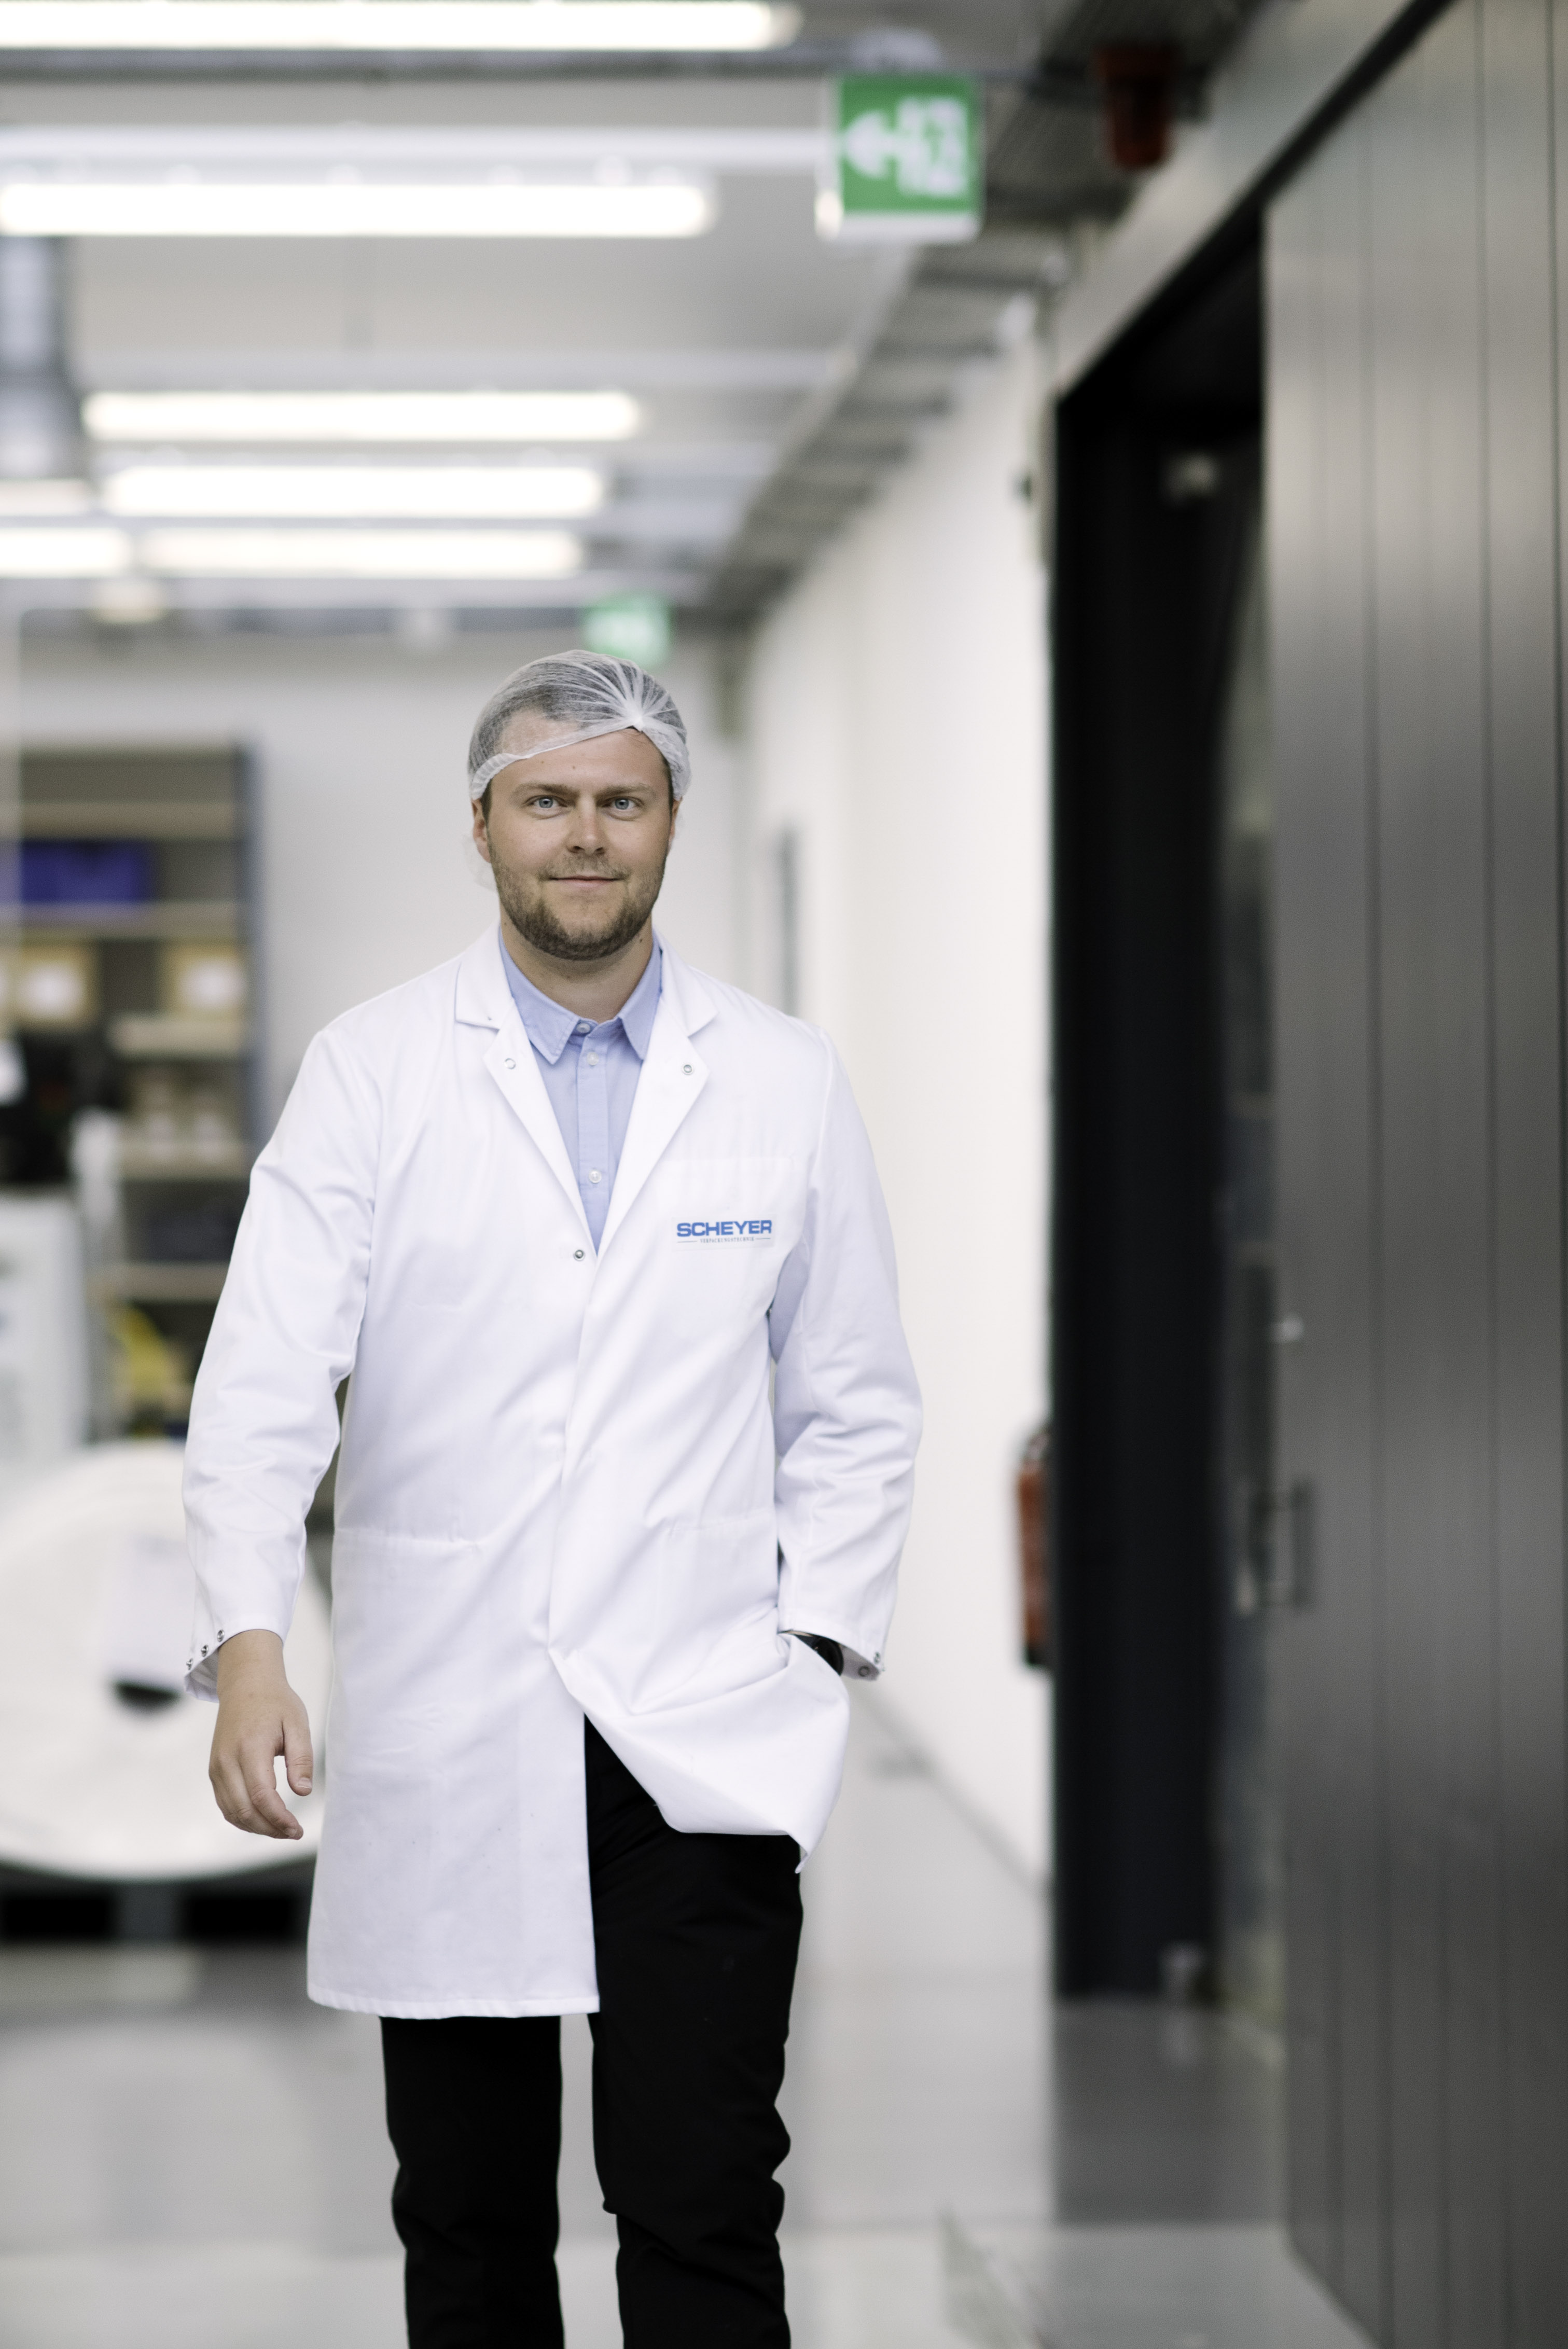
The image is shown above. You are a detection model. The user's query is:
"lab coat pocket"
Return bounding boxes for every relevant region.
[626,1506,780,1714]
[327,1530,497,1763]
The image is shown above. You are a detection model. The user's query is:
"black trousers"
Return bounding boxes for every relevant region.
[380,1721,803,2348]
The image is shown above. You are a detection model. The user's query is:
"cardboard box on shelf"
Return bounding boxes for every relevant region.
[160,943,247,1021]
[0,943,99,1030]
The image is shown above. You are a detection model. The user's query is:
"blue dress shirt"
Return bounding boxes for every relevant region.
[501,937,662,1249]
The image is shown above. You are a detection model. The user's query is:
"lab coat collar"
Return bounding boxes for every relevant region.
[456,932,589,1236]
[595,952,715,1257]
[452,925,714,1040]
[453,926,716,1255]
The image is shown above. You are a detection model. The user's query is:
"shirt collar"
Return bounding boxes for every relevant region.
[615,940,663,1061]
[501,933,662,1066]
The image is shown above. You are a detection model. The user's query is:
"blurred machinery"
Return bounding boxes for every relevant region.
[0,1440,330,1940]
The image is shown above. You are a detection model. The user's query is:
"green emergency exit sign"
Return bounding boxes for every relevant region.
[583,592,671,669]
[818,75,982,243]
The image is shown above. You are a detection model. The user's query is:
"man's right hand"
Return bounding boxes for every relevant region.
[209,1629,314,1840]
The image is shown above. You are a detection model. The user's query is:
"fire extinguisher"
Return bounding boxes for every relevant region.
[1017,1422,1051,1670]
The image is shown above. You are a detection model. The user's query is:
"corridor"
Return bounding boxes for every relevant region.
[1,1694,1365,2349]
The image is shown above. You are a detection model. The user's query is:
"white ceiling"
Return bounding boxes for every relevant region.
[0,2,1271,622]
[0,71,925,617]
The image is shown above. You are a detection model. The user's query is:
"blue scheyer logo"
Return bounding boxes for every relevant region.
[676,1218,773,1242]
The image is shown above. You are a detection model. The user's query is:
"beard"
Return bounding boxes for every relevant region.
[492,853,667,965]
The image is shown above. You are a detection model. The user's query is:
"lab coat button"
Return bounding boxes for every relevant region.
[683,1064,693,1075]
[504,1057,516,1069]
[574,1249,585,1261]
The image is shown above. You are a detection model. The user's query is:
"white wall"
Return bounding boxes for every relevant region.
[19,628,741,1122]
[744,338,1051,1878]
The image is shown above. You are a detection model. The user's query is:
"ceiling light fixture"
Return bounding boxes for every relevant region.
[0,126,826,173]
[85,390,640,444]
[101,463,606,519]
[0,179,716,240]
[137,526,585,578]
[0,526,130,575]
[0,4,800,53]
[0,478,94,516]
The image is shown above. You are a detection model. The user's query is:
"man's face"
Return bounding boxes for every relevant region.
[473,710,677,965]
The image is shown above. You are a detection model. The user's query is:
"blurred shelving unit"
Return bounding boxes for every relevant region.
[2,745,258,1439]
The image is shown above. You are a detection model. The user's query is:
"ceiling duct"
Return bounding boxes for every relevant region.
[0,237,81,480]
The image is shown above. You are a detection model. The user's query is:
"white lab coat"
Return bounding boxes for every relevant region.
[183,928,920,2018]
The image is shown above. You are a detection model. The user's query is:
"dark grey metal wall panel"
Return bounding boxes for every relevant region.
[1309,119,1393,2344]
[1412,12,1513,2342]
[1268,156,1337,2288]
[1269,110,1389,2333]
[1469,13,1563,2343]
[1269,0,1568,2333]
[1365,17,1494,2337]
[1491,0,1568,2335]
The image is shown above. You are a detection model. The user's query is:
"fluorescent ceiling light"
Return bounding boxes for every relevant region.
[86,390,640,443]
[0,5,800,52]
[0,527,130,575]
[0,126,825,174]
[0,479,95,517]
[139,527,584,578]
[0,179,715,240]
[102,463,606,518]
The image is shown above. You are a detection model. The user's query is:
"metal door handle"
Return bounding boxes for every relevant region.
[1233,1477,1314,1612]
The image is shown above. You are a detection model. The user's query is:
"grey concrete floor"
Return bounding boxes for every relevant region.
[0,1690,1369,2348]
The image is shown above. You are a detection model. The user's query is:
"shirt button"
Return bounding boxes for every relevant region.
[588,1170,602,1185]
[576,1023,590,1036]
[586,1052,599,1067]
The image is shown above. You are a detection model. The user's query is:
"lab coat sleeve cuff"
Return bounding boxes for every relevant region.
[779,1606,886,1681]
[783,1629,881,1682]
[183,1609,292,1703]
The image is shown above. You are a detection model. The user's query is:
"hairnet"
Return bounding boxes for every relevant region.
[468,650,690,803]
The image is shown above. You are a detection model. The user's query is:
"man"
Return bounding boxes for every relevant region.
[186,651,921,2348]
